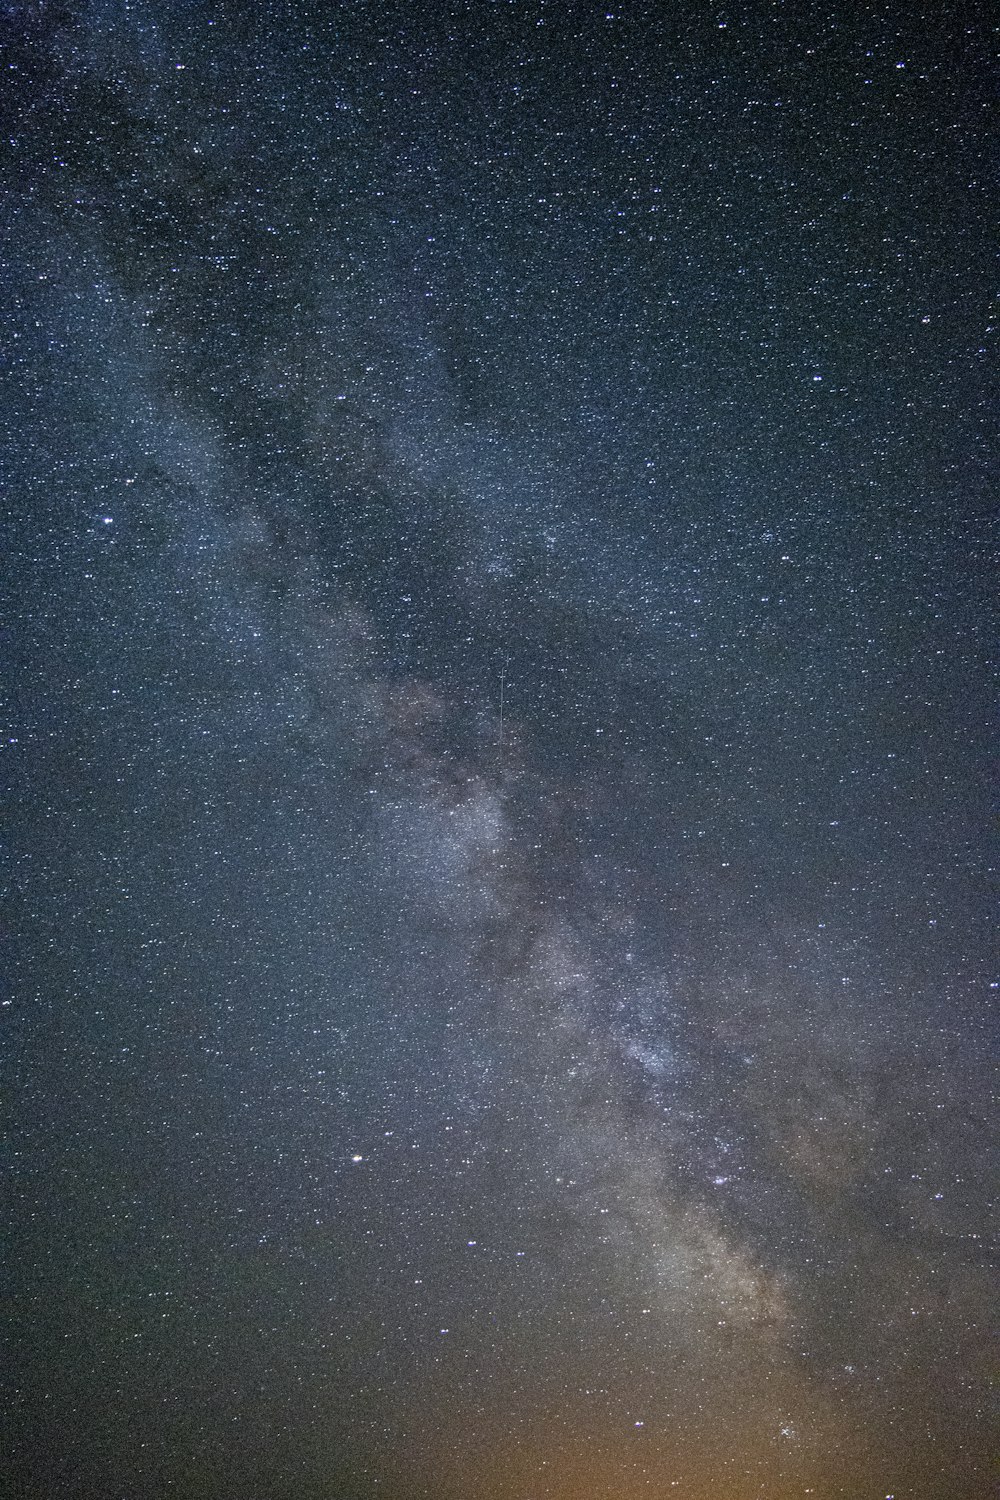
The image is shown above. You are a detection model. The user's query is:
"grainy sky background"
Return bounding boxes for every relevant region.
[4,2,995,1497]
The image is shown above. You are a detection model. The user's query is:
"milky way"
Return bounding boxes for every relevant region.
[4,4,995,1497]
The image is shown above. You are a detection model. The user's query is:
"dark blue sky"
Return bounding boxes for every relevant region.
[4,3,995,1497]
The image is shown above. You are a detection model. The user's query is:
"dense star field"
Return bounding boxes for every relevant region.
[3,3,995,1497]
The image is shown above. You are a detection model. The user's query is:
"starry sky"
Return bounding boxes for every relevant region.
[3,3,996,1497]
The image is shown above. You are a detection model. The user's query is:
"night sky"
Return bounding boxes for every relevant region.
[4,3,996,1497]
